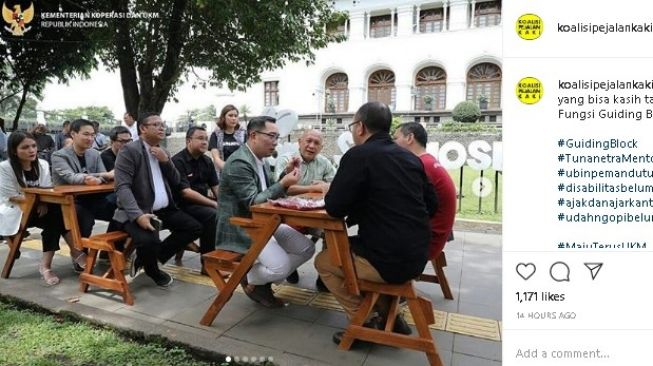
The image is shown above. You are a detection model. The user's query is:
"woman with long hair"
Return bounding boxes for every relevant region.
[0,131,86,285]
[208,105,246,177]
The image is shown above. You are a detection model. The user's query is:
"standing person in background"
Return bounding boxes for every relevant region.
[209,105,246,179]
[0,132,85,285]
[0,118,7,161]
[32,123,55,163]
[55,120,71,150]
[122,112,139,141]
[91,121,109,151]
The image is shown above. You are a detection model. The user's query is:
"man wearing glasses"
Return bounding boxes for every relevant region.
[100,126,133,172]
[114,113,202,287]
[172,126,219,272]
[215,116,315,308]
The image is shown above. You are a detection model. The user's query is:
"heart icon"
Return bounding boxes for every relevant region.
[516,263,536,280]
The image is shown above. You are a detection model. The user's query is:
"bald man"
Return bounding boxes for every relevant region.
[275,129,336,289]
[275,129,336,195]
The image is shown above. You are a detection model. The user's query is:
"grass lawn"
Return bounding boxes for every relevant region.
[448,167,502,222]
[0,302,271,366]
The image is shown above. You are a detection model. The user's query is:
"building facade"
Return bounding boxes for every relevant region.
[215,0,502,129]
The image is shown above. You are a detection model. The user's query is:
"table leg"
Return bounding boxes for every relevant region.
[60,195,83,251]
[2,194,37,278]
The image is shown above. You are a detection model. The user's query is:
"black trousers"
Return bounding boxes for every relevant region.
[180,204,216,254]
[122,206,202,277]
[27,203,68,252]
[76,193,118,237]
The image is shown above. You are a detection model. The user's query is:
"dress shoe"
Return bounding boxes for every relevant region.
[391,314,412,335]
[286,270,299,284]
[332,318,381,347]
[241,280,284,308]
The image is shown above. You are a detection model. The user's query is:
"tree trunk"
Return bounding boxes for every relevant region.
[12,84,29,131]
[112,0,140,119]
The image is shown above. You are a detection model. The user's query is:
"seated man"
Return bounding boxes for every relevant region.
[215,116,315,308]
[51,119,117,266]
[172,126,219,270]
[317,102,437,343]
[113,113,202,287]
[394,122,456,259]
[276,128,336,288]
[101,126,133,172]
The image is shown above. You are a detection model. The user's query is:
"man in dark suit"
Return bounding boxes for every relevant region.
[113,112,202,287]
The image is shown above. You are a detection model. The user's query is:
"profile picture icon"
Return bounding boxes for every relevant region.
[516,14,543,40]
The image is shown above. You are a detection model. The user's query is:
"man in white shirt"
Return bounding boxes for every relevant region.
[122,112,139,141]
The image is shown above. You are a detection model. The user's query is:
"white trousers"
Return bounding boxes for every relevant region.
[247,224,315,285]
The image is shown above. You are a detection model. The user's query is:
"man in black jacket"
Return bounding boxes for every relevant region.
[316,102,437,343]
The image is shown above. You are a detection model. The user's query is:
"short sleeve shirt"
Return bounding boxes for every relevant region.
[172,148,219,201]
[23,169,40,188]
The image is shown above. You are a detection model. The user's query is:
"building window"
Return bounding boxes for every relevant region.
[466,63,501,109]
[368,70,396,108]
[325,73,349,113]
[419,8,444,33]
[370,14,393,38]
[415,66,446,111]
[264,81,279,106]
[474,0,501,27]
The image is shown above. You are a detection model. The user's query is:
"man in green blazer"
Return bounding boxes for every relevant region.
[215,116,315,308]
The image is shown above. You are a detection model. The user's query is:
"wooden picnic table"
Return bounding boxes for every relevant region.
[1,183,114,279]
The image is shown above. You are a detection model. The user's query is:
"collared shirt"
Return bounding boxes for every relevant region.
[142,140,168,211]
[246,143,267,191]
[275,152,336,184]
[122,122,139,141]
[172,148,219,202]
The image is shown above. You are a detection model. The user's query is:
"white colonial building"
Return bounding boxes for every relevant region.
[215,0,502,129]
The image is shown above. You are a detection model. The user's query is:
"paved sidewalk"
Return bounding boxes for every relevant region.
[0,225,501,366]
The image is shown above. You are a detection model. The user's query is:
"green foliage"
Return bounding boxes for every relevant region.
[0,1,99,130]
[448,167,502,222]
[439,121,499,133]
[0,94,38,125]
[44,106,116,128]
[452,101,481,123]
[390,115,403,135]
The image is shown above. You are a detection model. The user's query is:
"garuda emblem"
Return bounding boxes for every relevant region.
[2,2,34,36]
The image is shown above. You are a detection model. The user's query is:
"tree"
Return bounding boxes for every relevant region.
[97,0,342,118]
[43,106,116,127]
[1,1,99,130]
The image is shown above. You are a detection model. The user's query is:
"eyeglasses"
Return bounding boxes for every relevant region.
[255,131,281,141]
[348,120,361,133]
[191,136,209,141]
[116,138,133,144]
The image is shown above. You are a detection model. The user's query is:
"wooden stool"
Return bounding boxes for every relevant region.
[79,231,134,305]
[418,251,454,300]
[339,280,444,366]
[200,215,282,326]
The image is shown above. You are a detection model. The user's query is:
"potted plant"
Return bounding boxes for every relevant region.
[422,95,433,110]
[478,95,488,110]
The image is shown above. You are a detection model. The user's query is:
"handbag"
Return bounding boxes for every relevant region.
[0,202,23,236]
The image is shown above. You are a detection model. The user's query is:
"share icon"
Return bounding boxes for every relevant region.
[584,263,603,280]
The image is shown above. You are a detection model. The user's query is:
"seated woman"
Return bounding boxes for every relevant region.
[0,131,87,286]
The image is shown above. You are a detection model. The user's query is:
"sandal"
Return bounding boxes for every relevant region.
[39,265,60,286]
[72,252,87,273]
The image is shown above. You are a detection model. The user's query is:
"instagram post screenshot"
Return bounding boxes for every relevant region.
[15,0,653,365]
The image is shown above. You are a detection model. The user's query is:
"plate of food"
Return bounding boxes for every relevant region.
[268,197,325,210]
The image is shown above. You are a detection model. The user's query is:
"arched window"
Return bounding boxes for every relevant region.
[474,0,501,27]
[368,70,396,108]
[325,73,349,113]
[415,66,446,111]
[466,63,501,109]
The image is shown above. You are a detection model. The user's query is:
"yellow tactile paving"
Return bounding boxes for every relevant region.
[445,313,501,341]
[271,285,316,305]
[13,243,501,341]
[309,293,344,311]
